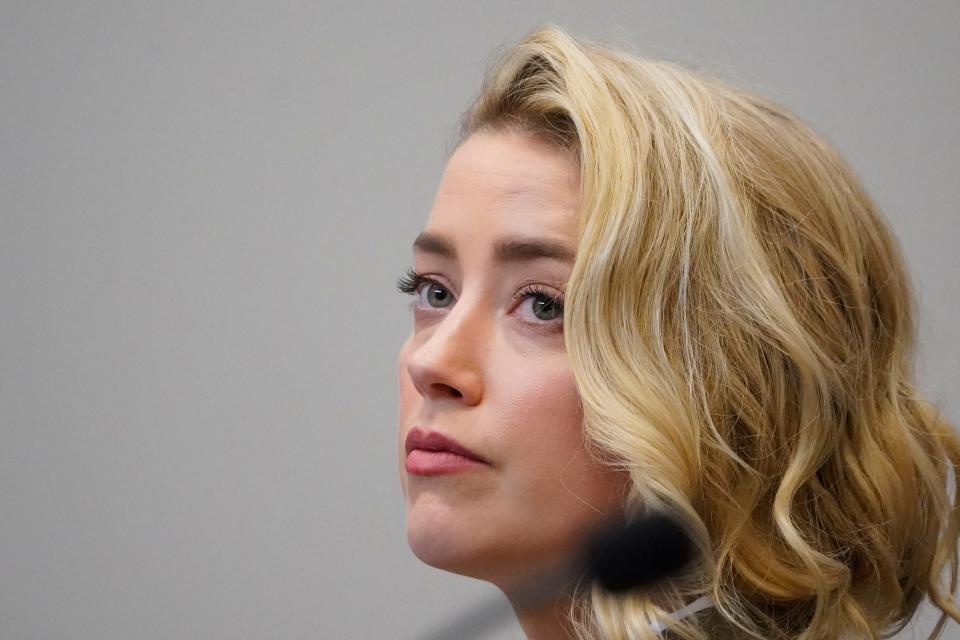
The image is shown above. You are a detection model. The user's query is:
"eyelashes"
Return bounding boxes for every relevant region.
[395,267,564,324]
[395,266,433,297]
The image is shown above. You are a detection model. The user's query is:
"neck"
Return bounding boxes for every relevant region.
[510,592,577,640]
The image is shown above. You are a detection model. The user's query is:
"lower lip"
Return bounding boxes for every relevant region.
[405,449,488,476]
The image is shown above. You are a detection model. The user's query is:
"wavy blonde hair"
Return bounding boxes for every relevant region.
[452,24,960,640]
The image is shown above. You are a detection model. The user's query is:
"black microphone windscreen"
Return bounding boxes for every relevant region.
[586,510,694,593]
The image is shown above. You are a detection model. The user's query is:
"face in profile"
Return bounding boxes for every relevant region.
[396,129,630,591]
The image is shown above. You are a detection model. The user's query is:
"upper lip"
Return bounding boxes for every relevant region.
[405,426,488,463]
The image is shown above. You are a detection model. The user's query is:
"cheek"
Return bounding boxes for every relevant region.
[497,364,627,511]
[396,349,413,416]
[396,340,417,497]
[498,364,582,449]
[396,337,421,420]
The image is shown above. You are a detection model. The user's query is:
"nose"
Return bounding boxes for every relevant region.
[404,297,486,406]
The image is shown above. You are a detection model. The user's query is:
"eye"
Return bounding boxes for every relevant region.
[512,284,564,322]
[395,267,454,309]
[395,267,564,325]
[421,282,453,309]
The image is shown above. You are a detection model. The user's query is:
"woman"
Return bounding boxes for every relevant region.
[396,24,960,640]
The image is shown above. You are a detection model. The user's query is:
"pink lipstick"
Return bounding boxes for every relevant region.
[404,426,488,476]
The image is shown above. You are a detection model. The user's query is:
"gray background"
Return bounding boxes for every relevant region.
[1,1,957,638]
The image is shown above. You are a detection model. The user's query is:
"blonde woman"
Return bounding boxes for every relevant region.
[396,24,960,640]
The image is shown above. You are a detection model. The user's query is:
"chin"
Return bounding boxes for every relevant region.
[406,513,555,591]
[405,509,486,577]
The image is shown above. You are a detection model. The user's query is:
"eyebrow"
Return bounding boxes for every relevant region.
[412,231,575,264]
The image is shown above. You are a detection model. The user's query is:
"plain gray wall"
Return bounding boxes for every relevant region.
[1,2,957,638]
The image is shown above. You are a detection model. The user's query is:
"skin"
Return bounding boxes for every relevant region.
[396,129,632,639]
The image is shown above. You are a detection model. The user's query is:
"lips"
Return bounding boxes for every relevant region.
[404,426,488,464]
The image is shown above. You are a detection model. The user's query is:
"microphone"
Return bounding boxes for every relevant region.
[586,510,694,593]
[414,509,696,640]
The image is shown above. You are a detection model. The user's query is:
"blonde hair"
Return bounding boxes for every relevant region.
[454,24,960,640]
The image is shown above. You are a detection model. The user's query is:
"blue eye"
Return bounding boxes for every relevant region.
[395,267,564,324]
[513,284,563,321]
[395,268,454,308]
[411,277,454,309]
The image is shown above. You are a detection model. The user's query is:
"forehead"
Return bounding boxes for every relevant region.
[425,131,579,239]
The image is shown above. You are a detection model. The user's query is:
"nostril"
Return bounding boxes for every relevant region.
[436,384,462,399]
